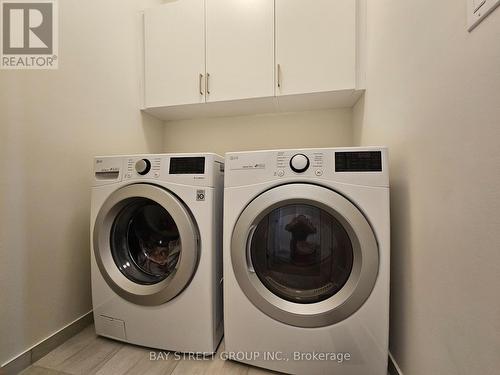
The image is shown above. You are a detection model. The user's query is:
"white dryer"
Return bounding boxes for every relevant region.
[91,153,224,353]
[223,148,390,375]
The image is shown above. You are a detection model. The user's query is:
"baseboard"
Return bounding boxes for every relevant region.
[1,311,93,375]
[388,351,403,375]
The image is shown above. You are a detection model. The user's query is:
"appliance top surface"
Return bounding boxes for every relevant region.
[226,146,387,156]
[225,147,389,188]
[95,152,223,160]
[93,153,224,188]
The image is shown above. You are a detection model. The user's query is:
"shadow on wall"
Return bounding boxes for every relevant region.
[141,111,165,153]
[387,174,413,368]
[354,95,414,368]
[352,96,365,146]
[161,108,355,155]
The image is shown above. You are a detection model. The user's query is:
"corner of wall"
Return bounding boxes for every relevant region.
[140,111,166,153]
[352,94,365,147]
[388,352,404,375]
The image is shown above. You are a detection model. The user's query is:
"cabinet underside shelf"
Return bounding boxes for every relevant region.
[142,89,364,121]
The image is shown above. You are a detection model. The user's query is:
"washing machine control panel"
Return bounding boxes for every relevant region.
[125,157,162,179]
[94,154,223,188]
[112,154,223,188]
[93,157,123,185]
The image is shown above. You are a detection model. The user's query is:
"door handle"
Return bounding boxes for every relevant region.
[199,73,204,95]
[206,73,211,94]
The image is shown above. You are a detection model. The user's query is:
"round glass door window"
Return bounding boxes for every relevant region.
[110,198,181,285]
[250,204,354,304]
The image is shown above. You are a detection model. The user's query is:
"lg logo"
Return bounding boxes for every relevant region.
[1,0,58,69]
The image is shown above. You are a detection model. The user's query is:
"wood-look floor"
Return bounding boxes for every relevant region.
[19,325,280,375]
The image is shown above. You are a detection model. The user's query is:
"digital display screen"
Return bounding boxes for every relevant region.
[335,152,382,172]
[169,157,205,174]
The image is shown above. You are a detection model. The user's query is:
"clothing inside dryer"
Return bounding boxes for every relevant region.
[250,204,353,303]
[110,198,181,285]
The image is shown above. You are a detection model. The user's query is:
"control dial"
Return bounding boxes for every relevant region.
[135,159,151,175]
[290,154,310,173]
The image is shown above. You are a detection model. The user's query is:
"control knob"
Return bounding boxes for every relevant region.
[135,159,151,175]
[290,154,310,173]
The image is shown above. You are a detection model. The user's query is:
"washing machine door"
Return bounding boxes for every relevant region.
[231,183,379,328]
[93,184,199,306]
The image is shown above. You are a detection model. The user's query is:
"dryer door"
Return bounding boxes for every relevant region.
[93,184,199,306]
[231,183,379,327]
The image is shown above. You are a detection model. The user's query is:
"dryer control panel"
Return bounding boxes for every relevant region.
[225,147,389,188]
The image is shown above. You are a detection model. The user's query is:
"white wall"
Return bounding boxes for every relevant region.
[3,0,498,372]
[163,109,354,155]
[353,1,500,374]
[0,0,164,365]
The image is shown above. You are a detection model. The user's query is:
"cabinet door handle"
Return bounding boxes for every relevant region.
[277,64,281,88]
[199,73,204,95]
[206,73,211,94]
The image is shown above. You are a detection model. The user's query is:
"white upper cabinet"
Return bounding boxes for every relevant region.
[205,0,275,102]
[144,0,206,108]
[142,0,364,120]
[275,0,357,96]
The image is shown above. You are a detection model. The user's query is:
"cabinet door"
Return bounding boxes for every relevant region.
[205,0,275,103]
[144,0,206,108]
[276,0,356,96]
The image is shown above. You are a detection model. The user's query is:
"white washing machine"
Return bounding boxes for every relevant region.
[91,153,224,353]
[223,147,390,375]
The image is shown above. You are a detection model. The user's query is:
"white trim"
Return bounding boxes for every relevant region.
[139,10,146,110]
[389,351,403,375]
[1,310,92,367]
